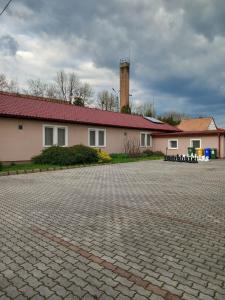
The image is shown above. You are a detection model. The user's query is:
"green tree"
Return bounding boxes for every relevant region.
[73,97,84,106]
[121,105,131,114]
[158,112,187,126]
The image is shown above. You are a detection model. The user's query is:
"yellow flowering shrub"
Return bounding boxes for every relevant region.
[95,149,112,162]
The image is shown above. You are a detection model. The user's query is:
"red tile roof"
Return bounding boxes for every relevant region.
[0,92,179,132]
[152,129,225,137]
[177,117,216,131]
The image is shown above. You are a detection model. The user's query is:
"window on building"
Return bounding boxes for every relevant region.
[89,129,106,147]
[140,133,152,147]
[58,128,66,146]
[190,139,201,149]
[168,139,178,149]
[43,125,68,147]
[89,130,96,146]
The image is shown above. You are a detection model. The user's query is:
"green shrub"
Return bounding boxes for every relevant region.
[152,151,164,156]
[142,149,154,156]
[110,153,129,159]
[70,145,99,164]
[0,162,2,171]
[142,150,164,157]
[95,149,112,162]
[32,145,99,166]
[121,105,131,114]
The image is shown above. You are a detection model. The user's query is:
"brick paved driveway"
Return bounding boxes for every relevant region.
[0,160,225,300]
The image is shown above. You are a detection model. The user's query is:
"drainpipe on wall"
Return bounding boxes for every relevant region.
[218,133,221,158]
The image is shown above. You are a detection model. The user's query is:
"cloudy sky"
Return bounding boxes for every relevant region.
[1,0,225,126]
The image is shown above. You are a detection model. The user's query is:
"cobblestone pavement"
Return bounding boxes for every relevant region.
[0,160,225,300]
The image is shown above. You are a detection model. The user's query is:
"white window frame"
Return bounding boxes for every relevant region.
[168,139,178,150]
[88,128,106,147]
[43,125,68,147]
[140,132,152,147]
[190,139,201,149]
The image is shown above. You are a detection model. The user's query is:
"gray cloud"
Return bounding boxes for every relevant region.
[1,0,225,126]
[0,35,18,56]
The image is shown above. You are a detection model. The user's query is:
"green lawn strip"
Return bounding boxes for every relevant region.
[0,156,163,174]
[1,163,61,172]
[110,155,163,164]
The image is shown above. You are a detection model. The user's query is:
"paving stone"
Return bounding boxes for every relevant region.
[84,284,103,298]
[37,285,54,297]
[25,276,40,288]
[144,276,164,287]
[131,284,152,297]
[0,276,10,289]
[31,295,45,300]
[48,295,62,300]
[199,293,215,300]
[177,284,199,296]
[0,296,10,300]
[99,294,114,300]
[3,269,16,279]
[182,293,199,300]
[52,285,69,297]
[19,285,37,298]
[70,275,87,288]
[207,283,225,294]
[115,284,136,297]
[5,286,21,298]
[67,284,87,297]
[115,275,134,287]
[100,276,117,287]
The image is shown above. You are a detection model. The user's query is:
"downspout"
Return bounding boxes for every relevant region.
[218,133,221,158]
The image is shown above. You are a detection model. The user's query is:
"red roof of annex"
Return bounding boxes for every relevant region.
[0,91,179,132]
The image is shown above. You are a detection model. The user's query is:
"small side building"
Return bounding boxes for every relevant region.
[152,117,225,158]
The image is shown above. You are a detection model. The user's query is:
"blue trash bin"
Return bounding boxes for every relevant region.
[204,148,211,159]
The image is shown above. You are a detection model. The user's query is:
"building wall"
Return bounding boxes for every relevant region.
[153,135,225,158]
[0,117,152,162]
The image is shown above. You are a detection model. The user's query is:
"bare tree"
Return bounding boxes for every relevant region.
[78,82,93,103]
[0,71,93,105]
[0,73,19,92]
[124,138,140,157]
[55,70,93,105]
[97,90,116,111]
[45,83,60,99]
[25,79,48,97]
[0,74,8,90]
[55,71,68,101]
[7,79,19,93]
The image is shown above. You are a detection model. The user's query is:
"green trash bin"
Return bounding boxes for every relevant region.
[211,148,217,159]
[188,147,195,156]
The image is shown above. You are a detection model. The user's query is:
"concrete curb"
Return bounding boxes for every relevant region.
[0,163,111,177]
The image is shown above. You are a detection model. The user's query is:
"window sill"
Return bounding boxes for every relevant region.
[43,145,68,148]
[140,145,152,148]
[89,145,106,148]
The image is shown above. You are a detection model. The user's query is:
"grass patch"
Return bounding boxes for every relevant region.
[110,153,163,164]
[1,163,61,172]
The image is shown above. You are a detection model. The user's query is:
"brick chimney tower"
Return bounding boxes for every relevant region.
[120,59,130,112]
